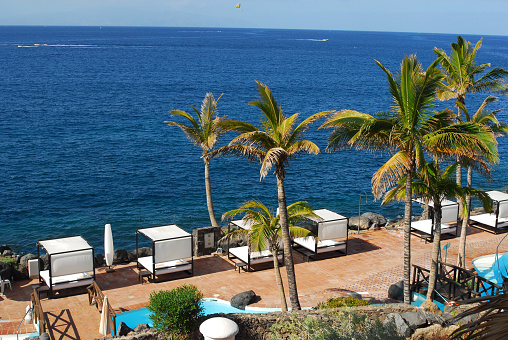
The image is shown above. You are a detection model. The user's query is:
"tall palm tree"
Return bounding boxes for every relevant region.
[455,97,507,268]
[216,80,329,310]
[434,36,508,267]
[320,55,495,304]
[222,200,316,311]
[165,93,226,228]
[384,161,491,303]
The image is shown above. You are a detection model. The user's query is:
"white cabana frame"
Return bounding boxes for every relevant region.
[136,224,193,282]
[411,198,459,241]
[292,209,348,260]
[227,219,283,272]
[37,235,95,297]
[469,191,508,234]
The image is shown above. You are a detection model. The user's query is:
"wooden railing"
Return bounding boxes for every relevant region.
[31,288,46,334]
[87,281,116,336]
[412,261,504,303]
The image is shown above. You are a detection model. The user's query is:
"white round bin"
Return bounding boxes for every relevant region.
[200,317,239,340]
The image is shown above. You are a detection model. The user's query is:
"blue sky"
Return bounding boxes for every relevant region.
[1,0,507,36]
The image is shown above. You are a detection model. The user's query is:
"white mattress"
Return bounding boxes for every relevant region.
[469,213,508,228]
[411,219,457,235]
[294,237,346,254]
[138,256,191,275]
[40,270,93,291]
[229,246,282,265]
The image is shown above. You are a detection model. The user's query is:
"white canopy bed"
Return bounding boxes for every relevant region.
[292,209,349,261]
[469,191,508,234]
[227,219,283,272]
[136,224,193,282]
[411,198,459,241]
[37,235,95,297]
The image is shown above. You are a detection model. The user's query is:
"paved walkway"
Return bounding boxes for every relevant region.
[1,227,507,339]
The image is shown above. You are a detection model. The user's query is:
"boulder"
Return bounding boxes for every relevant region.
[40,254,50,270]
[2,250,13,257]
[419,300,442,315]
[0,261,12,280]
[388,280,404,301]
[348,216,371,230]
[12,266,29,281]
[401,310,428,330]
[134,323,150,333]
[410,324,443,340]
[0,245,11,253]
[423,310,444,325]
[20,253,37,267]
[361,212,387,227]
[230,290,256,310]
[384,313,411,337]
[117,321,134,336]
[113,249,129,264]
[95,253,104,267]
[128,247,152,262]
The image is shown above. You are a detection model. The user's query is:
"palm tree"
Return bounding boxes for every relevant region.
[384,161,491,303]
[165,93,226,228]
[216,80,329,310]
[320,55,495,304]
[434,36,508,267]
[455,97,507,268]
[222,200,316,311]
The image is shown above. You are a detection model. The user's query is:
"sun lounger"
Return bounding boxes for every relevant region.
[227,219,283,271]
[469,191,508,234]
[411,200,459,241]
[136,224,193,281]
[37,235,96,297]
[292,209,348,260]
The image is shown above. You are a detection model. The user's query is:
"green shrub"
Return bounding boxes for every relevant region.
[270,310,403,340]
[314,297,372,309]
[148,284,204,336]
[0,256,17,269]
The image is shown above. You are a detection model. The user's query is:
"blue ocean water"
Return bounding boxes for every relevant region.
[1,26,507,254]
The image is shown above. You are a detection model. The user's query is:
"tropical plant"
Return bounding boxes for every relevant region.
[320,55,495,304]
[449,294,508,340]
[314,296,371,309]
[165,93,226,228]
[270,310,403,340]
[434,36,508,267]
[222,200,316,311]
[455,97,507,268]
[383,161,492,303]
[216,80,329,310]
[148,284,204,336]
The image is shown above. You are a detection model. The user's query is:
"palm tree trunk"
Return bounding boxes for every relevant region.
[458,165,473,268]
[204,157,219,228]
[271,247,288,312]
[403,166,413,305]
[456,159,464,218]
[427,201,442,303]
[276,172,301,311]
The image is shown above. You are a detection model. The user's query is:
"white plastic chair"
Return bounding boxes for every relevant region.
[1,275,12,295]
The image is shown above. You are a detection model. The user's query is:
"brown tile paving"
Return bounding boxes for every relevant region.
[1,227,507,339]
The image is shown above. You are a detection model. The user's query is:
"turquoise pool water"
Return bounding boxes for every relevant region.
[410,292,444,311]
[472,252,508,295]
[116,299,279,329]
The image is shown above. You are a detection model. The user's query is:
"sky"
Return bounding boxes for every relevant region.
[1,0,507,36]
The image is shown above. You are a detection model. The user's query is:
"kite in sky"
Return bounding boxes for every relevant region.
[236,3,241,8]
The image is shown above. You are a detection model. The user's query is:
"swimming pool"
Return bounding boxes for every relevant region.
[116,298,281,329]
[472,252,508,295]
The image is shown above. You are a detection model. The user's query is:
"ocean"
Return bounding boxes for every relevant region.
[1,26,507,254]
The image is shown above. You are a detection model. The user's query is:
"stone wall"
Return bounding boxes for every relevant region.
[192,226,222,257]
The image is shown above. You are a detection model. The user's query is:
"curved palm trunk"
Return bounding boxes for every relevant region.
[403,167,413,305]
[458,165,473,268]
[456,160,464,218]
[204,157,219,228]
[427,201,442,303]
[271,246,288,312]
[276,173,301,311]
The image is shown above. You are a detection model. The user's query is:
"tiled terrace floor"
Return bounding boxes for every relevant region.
[1,227,507,340]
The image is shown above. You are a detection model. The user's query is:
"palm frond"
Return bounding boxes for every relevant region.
[372,151,410,198]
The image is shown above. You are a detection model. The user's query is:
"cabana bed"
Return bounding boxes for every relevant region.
[411,199,459,241]
[37,235,95,297]
[469,191,508,234]
[227,219,283,272]
[292,209,348,261]
[136,224,193,282]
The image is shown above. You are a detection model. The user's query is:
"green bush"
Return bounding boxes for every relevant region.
[148,284,204,336]
[0,256,17,270]
[270,310,403,340]
[314,297,372,309]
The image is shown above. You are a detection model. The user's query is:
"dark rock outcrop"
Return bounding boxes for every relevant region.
[388,280,404,301]
[117,322,134,336]
[230,290,256,310]
[361,212,387,227]
[348,216,371,230]
[128,247,152,262]
[0,261,12,280]
[113,249,129,264]
[384,313,411,337]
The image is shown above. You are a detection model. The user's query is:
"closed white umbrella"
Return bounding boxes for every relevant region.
[99,295,110,336]
[105,223,115,272]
